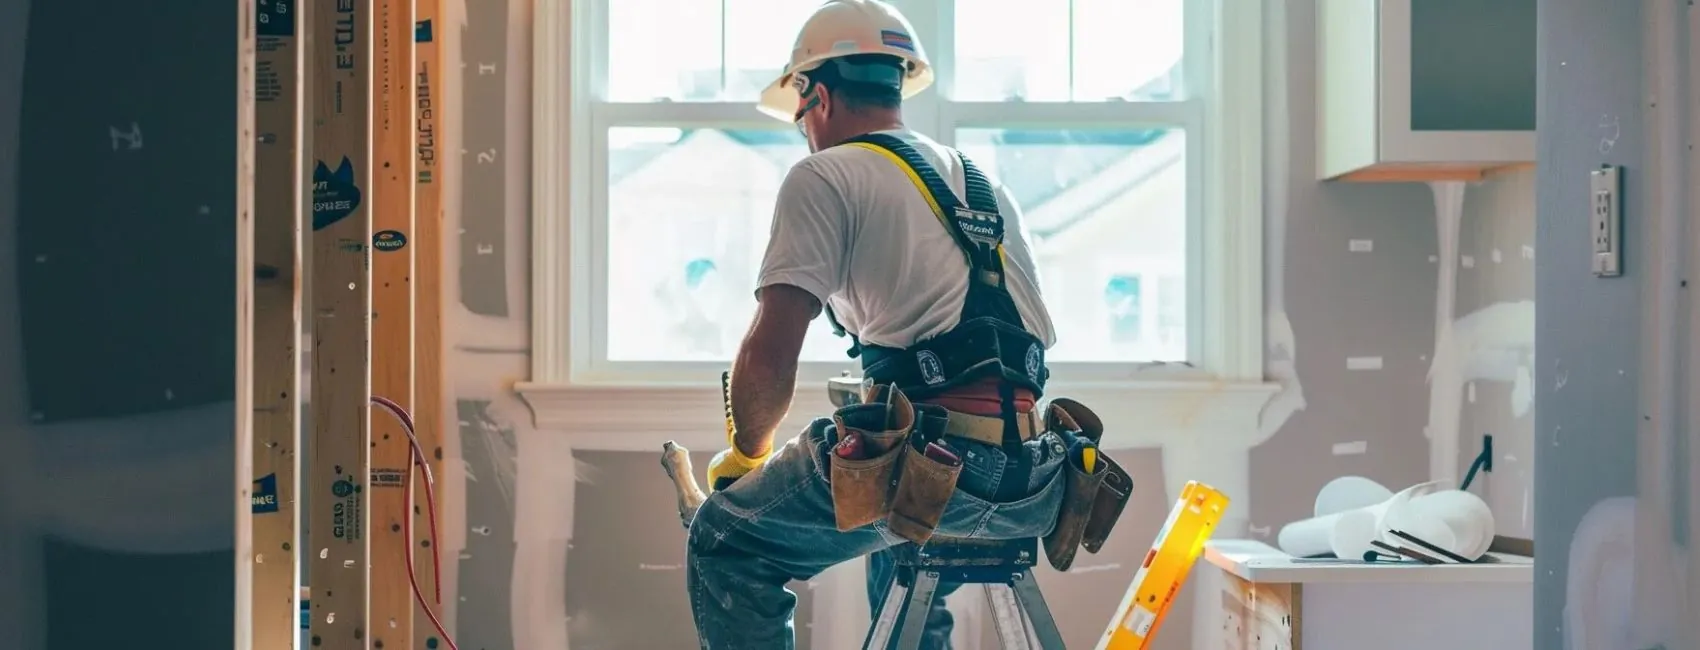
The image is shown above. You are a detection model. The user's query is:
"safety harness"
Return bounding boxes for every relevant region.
[822,133,1049,497]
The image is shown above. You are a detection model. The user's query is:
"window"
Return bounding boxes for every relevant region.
[529,0,1264,390]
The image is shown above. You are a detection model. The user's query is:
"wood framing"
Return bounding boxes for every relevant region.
[307,0,375,647]
[368,0,418,643]
[234,0,260,648]
[367,0,416,643]
[249,1,307,648]
[410,0,450,644]
[1216,576,1300,650]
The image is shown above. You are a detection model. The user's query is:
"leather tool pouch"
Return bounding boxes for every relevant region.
[886,437,963,544]
[828,386,914,531]
[1043,453,1108,571]
[1081,455,1133,553]
[1040,398,1135,568]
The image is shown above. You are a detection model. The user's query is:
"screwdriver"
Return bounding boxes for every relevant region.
[1070,438,1100,474]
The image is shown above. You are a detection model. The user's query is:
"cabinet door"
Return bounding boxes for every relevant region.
[1408,0,1537,132]
[1378,0,1537,163]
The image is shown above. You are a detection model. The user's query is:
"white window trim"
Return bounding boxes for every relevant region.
[519,0,1277,442]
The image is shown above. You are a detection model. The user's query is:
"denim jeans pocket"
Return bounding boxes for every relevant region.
[938,456,1068,540]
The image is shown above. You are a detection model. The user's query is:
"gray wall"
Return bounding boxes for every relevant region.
[1250,0,1443,538]
[1534,1,1697,649]
[1456,168,1537,541]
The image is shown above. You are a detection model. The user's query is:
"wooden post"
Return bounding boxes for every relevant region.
[369,0,417,643]
[235,0,261,648]
[307,0,375,646]
[411,0,450,645]
[250,1,307,648]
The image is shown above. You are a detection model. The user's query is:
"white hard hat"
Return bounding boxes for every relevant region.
[756,0,934,121]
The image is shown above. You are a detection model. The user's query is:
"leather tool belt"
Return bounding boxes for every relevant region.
[823,380,1133,569]
[828,375,1038,444]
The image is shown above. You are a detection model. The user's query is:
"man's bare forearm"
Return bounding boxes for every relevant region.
[727,284,816,458]
[729,339,799,458]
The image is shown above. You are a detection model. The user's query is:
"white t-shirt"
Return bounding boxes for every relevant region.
[755,129,1057,351]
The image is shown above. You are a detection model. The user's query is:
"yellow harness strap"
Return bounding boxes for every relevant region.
[839,141,1010,267]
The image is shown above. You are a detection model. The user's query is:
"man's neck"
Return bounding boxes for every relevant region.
[824,114,906,148]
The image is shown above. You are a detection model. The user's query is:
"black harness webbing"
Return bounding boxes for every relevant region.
[822,133,1047,499]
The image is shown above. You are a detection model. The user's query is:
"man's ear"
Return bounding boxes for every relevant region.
[815,84,834,119]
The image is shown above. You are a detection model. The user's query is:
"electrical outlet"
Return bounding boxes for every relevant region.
[1593,191,1612,252]
[1590,165,1623,277]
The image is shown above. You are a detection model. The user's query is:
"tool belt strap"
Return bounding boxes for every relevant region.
[942,409,1038,446]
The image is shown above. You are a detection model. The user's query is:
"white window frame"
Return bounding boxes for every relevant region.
[519,0,1276,444]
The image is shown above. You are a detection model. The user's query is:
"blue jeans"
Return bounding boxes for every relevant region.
[686,416,1070,649]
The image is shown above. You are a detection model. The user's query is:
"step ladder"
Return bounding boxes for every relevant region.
[864,537,1066,650]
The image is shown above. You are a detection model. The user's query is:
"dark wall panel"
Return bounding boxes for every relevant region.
[43,538,234,650]
[17,0,237,422]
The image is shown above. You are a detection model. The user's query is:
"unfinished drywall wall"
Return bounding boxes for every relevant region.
[0,0,240,648]
[1250,0,1442,538]
[1452,169,1537,541]
[436,0,524,643]
[1535,1,1698,649]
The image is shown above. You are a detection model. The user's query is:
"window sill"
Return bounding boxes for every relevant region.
[512,379,1281,452]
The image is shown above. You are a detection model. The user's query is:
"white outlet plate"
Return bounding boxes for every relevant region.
[1590,165,1623,277]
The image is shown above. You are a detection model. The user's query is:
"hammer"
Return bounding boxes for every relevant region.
[659,440,708,529]
[662,374,868,528]
[661,370,739,529]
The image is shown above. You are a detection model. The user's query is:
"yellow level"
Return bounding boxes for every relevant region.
[1096,481,1230,650]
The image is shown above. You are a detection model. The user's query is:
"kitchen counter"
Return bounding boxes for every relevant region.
[1204,538,1534,584]
[1190,539,1534,650]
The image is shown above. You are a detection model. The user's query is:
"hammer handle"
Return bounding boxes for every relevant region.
[661,440,708,529]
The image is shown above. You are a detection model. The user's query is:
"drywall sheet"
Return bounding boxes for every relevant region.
[15,0,236,422]
[566,449,817,647]
[458,0,509,317]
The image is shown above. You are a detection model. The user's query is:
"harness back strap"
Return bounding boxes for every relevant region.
[824,134,1040,497]
[823,134,1014,355]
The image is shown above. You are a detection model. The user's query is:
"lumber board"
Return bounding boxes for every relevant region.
[250,1,306,648]
[235,0,261,648]
[410,0,450,645]
[368,0,417,643]
[307,0,375,646]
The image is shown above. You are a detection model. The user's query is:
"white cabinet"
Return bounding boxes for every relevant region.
[1318,0,1537,182]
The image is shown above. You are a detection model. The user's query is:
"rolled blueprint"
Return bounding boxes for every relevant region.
[1275,475,1393,557]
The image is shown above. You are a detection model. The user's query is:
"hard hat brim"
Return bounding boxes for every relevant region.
[755,57,935,122]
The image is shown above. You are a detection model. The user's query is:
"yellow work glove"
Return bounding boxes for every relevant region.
[706,445,769,492]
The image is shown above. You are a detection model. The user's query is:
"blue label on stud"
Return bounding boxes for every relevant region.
[311,158,363,231]
[252,473,280,514]
[373,230,407,252]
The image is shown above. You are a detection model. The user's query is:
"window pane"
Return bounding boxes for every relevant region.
[607,0,724,101]
[604,128,853,362]
[955,0,1187,102]
[957,127,1188,362]
[954,0,1070,101]
[607,0,816,102]
[1156,274,1184,348]
[724,0,823,101]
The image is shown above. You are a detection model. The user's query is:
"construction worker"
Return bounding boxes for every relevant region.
[687,1,1112,647]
